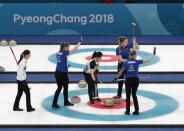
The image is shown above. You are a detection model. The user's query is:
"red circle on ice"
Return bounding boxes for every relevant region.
[87,98,133,109]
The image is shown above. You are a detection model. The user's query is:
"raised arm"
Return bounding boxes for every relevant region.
[132,37,140,50]
[69,37,83,54]
[143,55,154,63]
[143,47,156,63]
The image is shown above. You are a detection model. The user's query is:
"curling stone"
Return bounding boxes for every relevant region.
[102,98,114,107]
[0,40,8,46]
[70,96,81,104]
[0,66,5,72]
[78,80,87,88]
[9,40,17,46]
[112,96,122,105]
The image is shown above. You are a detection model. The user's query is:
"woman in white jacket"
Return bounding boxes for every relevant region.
[13,50,35,112]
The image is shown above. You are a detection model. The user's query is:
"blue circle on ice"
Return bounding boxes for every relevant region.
[42,87,178,121]
[49,48,160,70]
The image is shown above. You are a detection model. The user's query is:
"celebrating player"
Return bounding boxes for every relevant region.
[52,38,82,108]
[117,47,156,115]
[116,36,140,98]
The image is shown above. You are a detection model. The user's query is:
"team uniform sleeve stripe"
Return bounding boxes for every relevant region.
[89,60,96,69]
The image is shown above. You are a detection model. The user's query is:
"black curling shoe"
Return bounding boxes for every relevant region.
[133,111,139,115]
[27,108,35,112]
[124,111,130,115]
[64,102,74,106]
[95,98,101,102]
[13,108,23,111]
[52,104,60,109]
[90,100,95,104]
[117,95,122,98]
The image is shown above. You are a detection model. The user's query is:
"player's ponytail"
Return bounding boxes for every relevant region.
[17,50,30,65]
[59,41,70,52]
[91,51,97,59]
